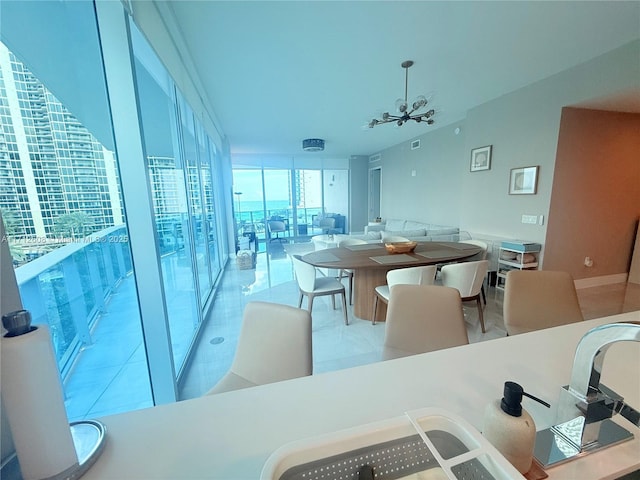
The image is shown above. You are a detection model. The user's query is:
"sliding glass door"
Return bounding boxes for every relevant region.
[232,161,350,250]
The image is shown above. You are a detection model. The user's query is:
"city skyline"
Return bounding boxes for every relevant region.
[0,41,123,245]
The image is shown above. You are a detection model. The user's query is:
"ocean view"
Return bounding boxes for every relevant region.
[235,199,322,224]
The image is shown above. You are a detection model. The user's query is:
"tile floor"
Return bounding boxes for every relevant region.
[178,240,640,400]
[63,238,640,420]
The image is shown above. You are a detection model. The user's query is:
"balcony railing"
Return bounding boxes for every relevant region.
[235,206,325,243]
[14,226,133,379]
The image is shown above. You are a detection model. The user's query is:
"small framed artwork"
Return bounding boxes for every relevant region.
[509,166,539,195]
[470,145,492,172]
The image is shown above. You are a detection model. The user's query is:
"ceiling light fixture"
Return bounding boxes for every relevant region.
[368,60,435,128]
[302,138,325,152]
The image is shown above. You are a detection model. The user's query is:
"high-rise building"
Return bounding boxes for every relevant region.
[0,42,123,244]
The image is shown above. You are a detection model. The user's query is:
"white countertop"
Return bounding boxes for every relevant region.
[83,312,640,480]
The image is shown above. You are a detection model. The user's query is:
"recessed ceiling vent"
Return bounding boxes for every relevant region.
[302,138,325,152]
[411,139,421,150]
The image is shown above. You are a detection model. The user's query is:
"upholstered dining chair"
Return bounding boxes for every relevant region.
[372,265,437,325]
[440,260,489,333]
[267,220,286,242]
[291,255,349,325]
[382,284,469,361]
[337,238,367,305]
[459,239,489,304]
[206,301,312,395]
[503,270,583,335]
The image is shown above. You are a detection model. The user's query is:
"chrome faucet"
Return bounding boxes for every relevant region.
[534,321,640,467]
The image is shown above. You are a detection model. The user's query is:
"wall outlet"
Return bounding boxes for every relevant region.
[521,214,537,224]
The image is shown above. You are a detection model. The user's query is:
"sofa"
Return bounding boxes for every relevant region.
[357,219,461,243]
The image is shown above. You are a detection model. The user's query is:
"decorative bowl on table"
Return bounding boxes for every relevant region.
[384,241,417,254]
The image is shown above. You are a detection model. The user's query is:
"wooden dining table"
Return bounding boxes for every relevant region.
[301,241,482,322]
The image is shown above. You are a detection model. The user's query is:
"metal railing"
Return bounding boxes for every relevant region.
[235,206,325,241]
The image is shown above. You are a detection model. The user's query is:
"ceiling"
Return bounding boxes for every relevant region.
[164,1,640,158]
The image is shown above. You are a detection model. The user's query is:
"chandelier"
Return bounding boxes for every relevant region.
[368,60,435,128]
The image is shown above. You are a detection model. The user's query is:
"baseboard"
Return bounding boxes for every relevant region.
[574,273,628,289]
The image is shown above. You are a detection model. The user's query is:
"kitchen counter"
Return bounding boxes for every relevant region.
[83,312,640,479]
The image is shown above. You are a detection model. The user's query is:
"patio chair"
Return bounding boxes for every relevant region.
[319,217,336,235]
[267,220,287,242]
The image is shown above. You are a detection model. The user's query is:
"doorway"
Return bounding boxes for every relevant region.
[369,167,381,222]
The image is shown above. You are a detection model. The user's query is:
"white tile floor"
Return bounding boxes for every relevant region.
[63,238,640,420]
[179,240,640,400]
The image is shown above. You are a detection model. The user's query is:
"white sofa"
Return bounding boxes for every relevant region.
[359,219,461,243]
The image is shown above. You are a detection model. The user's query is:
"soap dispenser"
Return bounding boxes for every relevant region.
[482,381,550,474]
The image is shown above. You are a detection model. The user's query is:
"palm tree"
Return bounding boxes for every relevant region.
[53,212,95,240]
[0,208,26,263]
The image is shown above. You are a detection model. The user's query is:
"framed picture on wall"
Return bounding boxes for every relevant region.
[509,166,539,195]
[470,145,492,172]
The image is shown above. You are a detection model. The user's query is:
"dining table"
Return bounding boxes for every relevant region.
[301,241,482,321]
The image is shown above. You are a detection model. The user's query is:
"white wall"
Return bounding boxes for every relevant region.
[375,123,467,227]
[461,40,640,244]
[375,40,640,248]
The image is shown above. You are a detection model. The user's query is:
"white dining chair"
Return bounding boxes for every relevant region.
[372,265,437,325]
[206,301,312,395]
[440,260,489,333]
[291,255,349,325]
[337,237,367,305]
[382,284,469,360]
[459,239,489,304]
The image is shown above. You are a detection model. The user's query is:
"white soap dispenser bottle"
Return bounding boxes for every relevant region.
[482,381,549,474]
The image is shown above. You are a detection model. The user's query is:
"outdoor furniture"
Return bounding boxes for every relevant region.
[267,220,287,242]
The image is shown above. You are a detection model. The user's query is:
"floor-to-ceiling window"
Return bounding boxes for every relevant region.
[294,168,323,234]
[199,129,222,288]
[232,157,350,251]
[0,1,152,420]
[130,22,206,375]
[0,0,230,431]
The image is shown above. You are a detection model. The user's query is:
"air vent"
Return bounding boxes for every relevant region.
[411,139,421,150]
[369,154,381,163]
